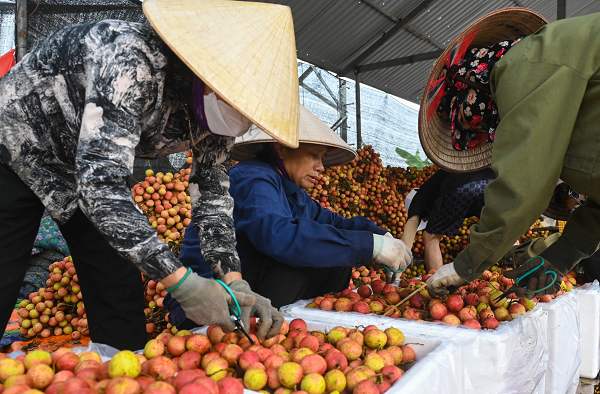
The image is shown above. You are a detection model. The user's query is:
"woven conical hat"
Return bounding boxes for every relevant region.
[143,0,300,148]
[543,182,576,221]
[418,8,547,172]
[232,105,356,166]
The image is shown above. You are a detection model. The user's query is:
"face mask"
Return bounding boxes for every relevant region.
[204,92,252,137]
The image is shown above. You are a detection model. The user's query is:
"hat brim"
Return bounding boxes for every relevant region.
[542,182,575,221]
[542,203,572,221]
[418,8,547,173]
[232,106,356,166]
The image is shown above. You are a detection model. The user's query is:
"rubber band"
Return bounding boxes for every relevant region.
[383,264,408,275]
[165,267,192,292]
[214,279,241,319]
[373,235,384,258]
[517,257,558,293]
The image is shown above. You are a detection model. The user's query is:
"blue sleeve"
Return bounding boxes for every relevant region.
[177,222,213,279]
[308,198,388,235]
[231,170,375,268]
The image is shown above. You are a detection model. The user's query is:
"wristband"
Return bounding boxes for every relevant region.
[373,234,384,258]
[165,267,192,292]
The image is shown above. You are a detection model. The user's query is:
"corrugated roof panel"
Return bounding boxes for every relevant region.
[294,2,394,70]
[360,29,439,64]
[369,0,428,20]
[566,0,600,17]
[240,0,600,103]
[406,0,517,49]
[360,58,435,103]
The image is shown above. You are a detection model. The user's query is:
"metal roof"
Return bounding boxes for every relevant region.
[239,0,600,104]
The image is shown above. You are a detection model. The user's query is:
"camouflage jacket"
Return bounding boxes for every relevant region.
[0,20,240,280]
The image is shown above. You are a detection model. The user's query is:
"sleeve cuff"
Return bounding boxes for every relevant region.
[453,257,481,282]
[539,236,584,274]
[349,231,376,267]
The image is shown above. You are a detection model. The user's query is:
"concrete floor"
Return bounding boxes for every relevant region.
[577,378,599,394]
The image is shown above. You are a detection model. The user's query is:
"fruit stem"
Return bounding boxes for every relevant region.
[384,284,427,317]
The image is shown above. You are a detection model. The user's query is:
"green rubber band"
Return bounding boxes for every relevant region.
[383,265,407,275]
[165,267,192,293]
[214,279,241,321]
[516,257,558,293]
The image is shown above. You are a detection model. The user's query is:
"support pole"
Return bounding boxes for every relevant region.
[16,0,27,61]
[338,78,347,142]
[557,0,566,20]
[355,70,362,148]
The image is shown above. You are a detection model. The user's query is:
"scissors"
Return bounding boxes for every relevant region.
[492,257,557,303]
[214,279,256,345]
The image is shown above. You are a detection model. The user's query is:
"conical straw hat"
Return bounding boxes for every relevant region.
[543,182,576,221]
[418,8,547,172]
[232,105,356,166]
[143,0,300,148]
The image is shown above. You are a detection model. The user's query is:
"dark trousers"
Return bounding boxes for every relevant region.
[243,258,353,309]
[0,164,147,350]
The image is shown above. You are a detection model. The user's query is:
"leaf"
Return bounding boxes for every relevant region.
[395,147,416,161]
[395,147,433,170]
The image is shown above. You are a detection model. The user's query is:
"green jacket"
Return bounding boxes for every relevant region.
[454,12,600,281]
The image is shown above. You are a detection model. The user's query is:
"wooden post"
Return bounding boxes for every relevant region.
[16,0,27,61]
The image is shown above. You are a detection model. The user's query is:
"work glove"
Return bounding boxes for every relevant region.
[503,257,564,300]
[228,279,285,341]
[500,244,519,266]
[169,271,256,332]
[426,262,468,298]
[373,232,413,284]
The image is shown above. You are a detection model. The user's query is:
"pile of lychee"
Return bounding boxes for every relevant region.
[307,265,580,331]
[131,168,192,244]
[16,256,87,340]
[0,319,415,394]
[138,318,413,394]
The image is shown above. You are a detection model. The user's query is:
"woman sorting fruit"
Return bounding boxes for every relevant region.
[169,105,413,320]
[420,8,600,299]
[401,167,495,273]
[0,0,293,349]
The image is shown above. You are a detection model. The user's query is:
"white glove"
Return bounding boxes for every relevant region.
[373,233,412,279]
[425,263,468,298]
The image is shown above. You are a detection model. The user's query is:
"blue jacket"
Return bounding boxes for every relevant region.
[231,159,386,269]
[166,159,386,323]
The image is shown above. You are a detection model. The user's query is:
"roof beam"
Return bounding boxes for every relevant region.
[361,0,399,22]
[357,49,443,72]
[557,0,566,19]
[0,3,14,12]
[311,66,339,107]
[298,66,314,84]
[299,81,337,110]
[340,0,437,75]
[331,116,348,131]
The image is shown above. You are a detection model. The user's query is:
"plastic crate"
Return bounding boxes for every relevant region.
[575,281,600,379]
[280,299,549,393]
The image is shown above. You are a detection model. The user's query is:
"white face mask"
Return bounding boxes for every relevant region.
[204,92,252,137]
